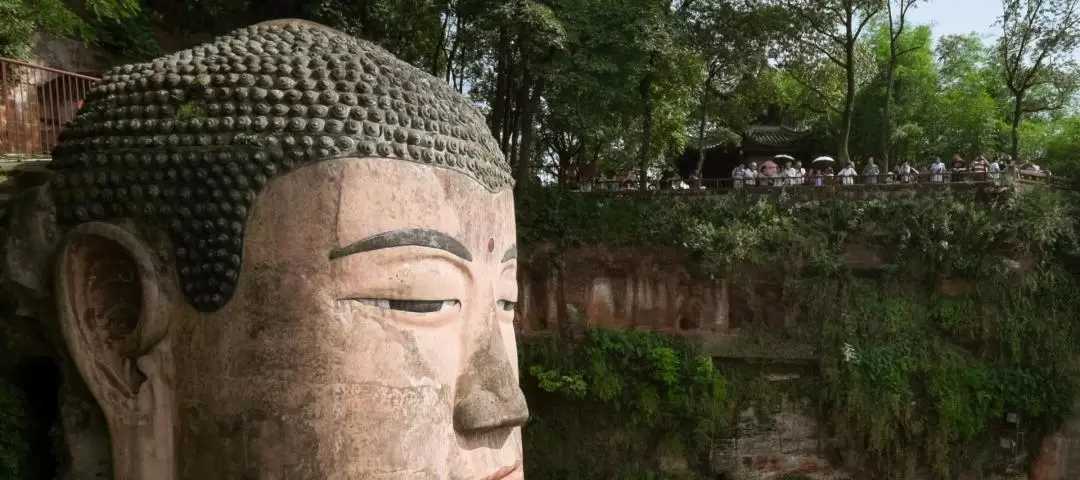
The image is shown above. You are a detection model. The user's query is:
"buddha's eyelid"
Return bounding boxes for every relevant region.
[501,245,516,263]
[329,228,473,261]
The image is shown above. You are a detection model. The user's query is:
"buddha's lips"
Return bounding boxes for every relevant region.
[478,461,522,480]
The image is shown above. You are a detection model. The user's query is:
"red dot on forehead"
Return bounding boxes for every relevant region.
[488,238,495,252]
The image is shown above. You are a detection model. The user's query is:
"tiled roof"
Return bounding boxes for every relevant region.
[743,125,811,147]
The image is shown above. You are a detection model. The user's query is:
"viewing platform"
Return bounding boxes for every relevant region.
[576,172,1068,199]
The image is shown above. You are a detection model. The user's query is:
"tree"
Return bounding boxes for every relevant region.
[685,0,776,178]
[926,34,1009,159]
[997,0,1080,160]
[878,0,924,171]
[849,23,937,164]
[0,0,141,59]
[776,0,884,164]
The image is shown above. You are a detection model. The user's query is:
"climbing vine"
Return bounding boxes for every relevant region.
[520,327,728,479]
[517,184,1080,479]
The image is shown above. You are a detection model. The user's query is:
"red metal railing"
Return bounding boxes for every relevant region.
[0,57,99,157]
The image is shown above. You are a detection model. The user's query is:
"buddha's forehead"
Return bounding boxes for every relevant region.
[331,158,514,250]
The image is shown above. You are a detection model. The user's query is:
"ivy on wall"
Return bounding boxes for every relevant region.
[517,185,1080,479]
[521,327,727,479]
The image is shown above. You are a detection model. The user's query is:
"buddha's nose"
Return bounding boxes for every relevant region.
[453,325,530,434]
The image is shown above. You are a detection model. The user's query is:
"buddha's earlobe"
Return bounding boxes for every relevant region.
[55,222,174,480]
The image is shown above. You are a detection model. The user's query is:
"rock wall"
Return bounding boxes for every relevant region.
[30,35,118,76]
[517,245,1080,480]
[519,245,844,479]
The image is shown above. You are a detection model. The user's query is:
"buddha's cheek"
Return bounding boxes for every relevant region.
[177,308,460,478]
[292,382,456,478]
[295,309,459,475]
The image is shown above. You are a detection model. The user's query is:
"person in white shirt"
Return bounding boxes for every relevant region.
[782,163,798,186]
[745,162,758,186]
[988,160,1001,182]
[930,158,946,183]
[732,163,745,188]
[795,161,806,185]
[899,162,919,182]
[838,163,857,185]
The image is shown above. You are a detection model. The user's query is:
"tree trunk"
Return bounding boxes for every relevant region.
[516,74,543,195]
[695,84,710,178]
[502,58,521,156]
[881,63,894,172]
[638,73,654,189]
[1010,92,1023,160]
[490,26,509,148]
[431,15,449,76]
[839,40,857,165]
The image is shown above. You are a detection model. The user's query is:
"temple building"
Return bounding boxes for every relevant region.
[675,106,828,180]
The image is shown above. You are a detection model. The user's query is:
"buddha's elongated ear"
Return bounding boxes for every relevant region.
[54,222,171,433]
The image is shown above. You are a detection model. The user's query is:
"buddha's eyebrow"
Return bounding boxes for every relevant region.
[329,228,472,261]
[502,245,517,262]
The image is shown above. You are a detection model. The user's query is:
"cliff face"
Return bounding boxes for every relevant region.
[518,245,841,479]
[520,245,728,333]
[517,243,1080,480]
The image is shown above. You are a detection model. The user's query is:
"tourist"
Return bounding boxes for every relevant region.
[930,157,946,183]
[838,162,857,185]
[732,163,745,188]
[745,162,758,186]
[782,162,799,186]
[950,153,967,182]
[795,161,807,185]
[970,155,989,181]
[862,157,880,184]
[988,158,1001,183]
[899,161,918,183]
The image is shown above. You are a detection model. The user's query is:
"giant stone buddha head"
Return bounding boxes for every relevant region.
[8,18,527,480]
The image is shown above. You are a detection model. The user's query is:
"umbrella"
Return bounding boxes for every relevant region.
[774,154,795,162]
[812,156,835,164]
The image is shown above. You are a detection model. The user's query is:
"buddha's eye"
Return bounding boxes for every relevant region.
[355,298,459,313]
[496,300,516,312]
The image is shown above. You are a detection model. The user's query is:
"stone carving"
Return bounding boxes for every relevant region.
[3,19,527,480]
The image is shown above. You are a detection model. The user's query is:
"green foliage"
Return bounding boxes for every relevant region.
[519,184,1080,478]
[521,328,727,479]
[0,0,147,60]
[0,380,31,479]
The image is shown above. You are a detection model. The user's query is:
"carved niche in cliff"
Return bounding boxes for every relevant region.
[3,19,528,480]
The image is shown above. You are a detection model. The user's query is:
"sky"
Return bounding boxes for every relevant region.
[906,0,1003,45]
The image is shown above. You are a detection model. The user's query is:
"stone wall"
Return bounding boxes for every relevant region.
[30,35,118,76]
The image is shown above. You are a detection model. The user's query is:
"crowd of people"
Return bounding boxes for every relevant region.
[585,153,1053,191]
[728,153,1050,187]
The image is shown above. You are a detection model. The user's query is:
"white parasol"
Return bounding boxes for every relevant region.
[773,154,795,162]
[812,156,835,164]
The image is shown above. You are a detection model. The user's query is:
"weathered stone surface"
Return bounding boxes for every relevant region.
[49,19,512,311]
[520,247,729,332]
[2,19,528,480]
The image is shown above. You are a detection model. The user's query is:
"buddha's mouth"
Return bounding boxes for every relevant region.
[479,461,522,480]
